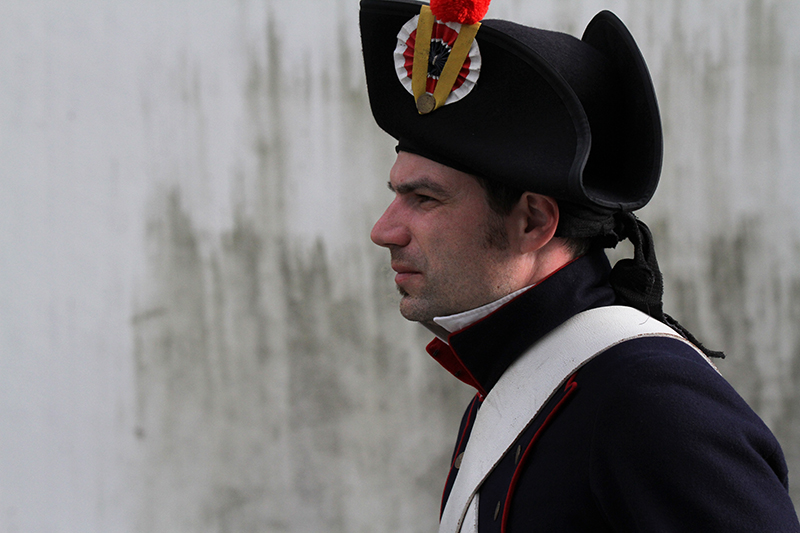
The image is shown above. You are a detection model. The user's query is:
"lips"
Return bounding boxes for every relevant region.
[395,271,420,284]
[392,264,421,285]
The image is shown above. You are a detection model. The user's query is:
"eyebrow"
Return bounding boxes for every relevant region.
[387,178,449,196]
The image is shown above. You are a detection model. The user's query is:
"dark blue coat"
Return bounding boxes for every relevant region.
[428,252,800,532]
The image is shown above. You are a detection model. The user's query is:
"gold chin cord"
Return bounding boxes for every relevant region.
[411,5,481,115]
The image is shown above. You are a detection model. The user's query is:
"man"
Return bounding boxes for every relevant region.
[360,0,800,531]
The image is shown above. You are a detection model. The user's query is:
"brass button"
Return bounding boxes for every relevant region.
[416,92,436,114]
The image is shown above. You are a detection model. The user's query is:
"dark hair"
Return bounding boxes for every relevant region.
[473,175,722,359]
[473,175,591,257]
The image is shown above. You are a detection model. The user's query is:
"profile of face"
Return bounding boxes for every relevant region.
[370,151,523,323]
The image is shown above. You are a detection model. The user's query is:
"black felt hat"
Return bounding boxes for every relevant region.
[360,0,662,211]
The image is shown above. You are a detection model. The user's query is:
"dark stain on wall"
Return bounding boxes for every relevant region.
[662,216,800,506]
[132,187,468,531]
[708,220,760,403]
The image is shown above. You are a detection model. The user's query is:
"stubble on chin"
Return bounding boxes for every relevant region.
[397,280,464,324]
[397,286,439,323]
[397,286,424,321]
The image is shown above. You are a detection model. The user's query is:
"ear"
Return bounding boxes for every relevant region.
[510,192,560,254]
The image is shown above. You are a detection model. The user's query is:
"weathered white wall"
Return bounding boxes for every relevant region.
[0,1,798,531]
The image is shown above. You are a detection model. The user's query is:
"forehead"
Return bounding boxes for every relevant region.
[390,151,483,194]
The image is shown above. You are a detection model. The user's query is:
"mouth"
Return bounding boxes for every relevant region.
[392,264,421,286]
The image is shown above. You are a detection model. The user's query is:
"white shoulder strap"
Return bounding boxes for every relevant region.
[439,305,712,533]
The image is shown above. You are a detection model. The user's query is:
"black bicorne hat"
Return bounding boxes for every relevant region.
[360,0,662,211]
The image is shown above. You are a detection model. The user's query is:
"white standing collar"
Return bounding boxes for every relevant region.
[431,284,535,342]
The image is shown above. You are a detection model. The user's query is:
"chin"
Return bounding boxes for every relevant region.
[398,297,436,323]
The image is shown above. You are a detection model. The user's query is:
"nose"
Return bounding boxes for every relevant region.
[370,200,410,248]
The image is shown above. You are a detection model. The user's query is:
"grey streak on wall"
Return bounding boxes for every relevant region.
[132,184,470,531]
[644,0,800,505]
[128,4,470,530]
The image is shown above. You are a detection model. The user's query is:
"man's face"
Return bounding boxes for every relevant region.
[370,151,521,323]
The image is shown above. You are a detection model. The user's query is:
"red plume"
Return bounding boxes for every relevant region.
[429,0,492,25]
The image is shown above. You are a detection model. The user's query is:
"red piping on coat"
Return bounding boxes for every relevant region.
[500,373,580,533]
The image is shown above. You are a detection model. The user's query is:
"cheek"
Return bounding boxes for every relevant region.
[414,205,500,268]
[428,222,488,267]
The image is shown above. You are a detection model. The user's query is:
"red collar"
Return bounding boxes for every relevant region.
[426,338,488,397]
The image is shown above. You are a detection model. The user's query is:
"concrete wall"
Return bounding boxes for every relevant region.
[1,1,798,531]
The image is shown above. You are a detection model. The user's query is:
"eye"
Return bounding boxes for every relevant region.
[413,193,441,208]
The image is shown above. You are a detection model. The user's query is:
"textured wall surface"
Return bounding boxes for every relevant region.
[1,1,798,531]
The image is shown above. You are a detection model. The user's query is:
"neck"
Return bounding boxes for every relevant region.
[517,238,579,289]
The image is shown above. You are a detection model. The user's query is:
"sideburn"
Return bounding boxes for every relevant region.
[483,209,511,251]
